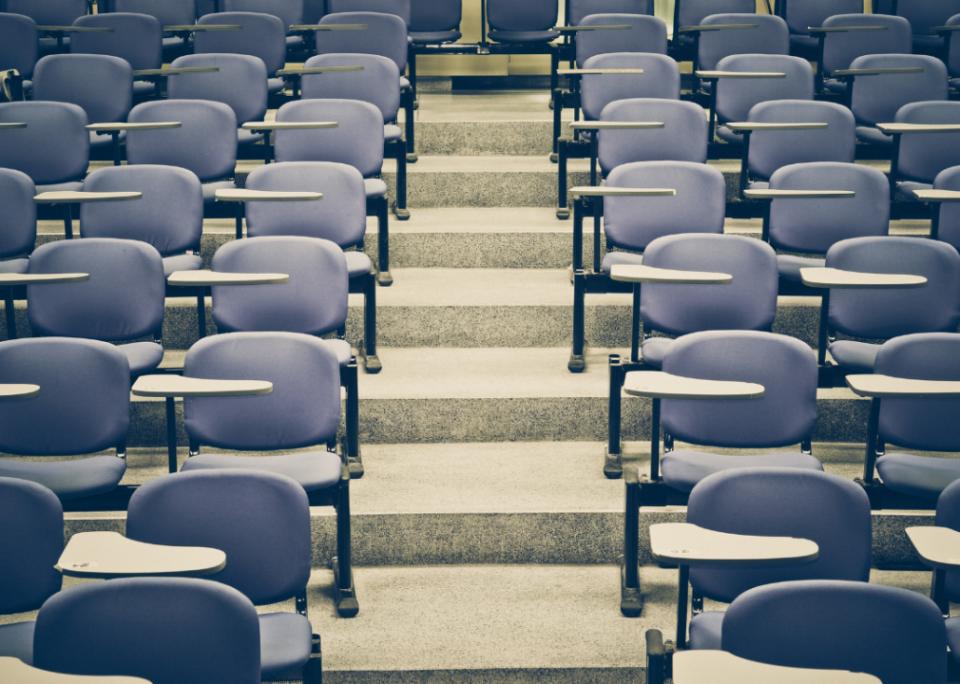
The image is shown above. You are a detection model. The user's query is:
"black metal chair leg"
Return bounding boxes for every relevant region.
[3,288,16,341]
[621,466,643,616]
[332,470,359,618]
[362,272,380,373]
[394,142,409,221]
[569,269,586,372]
[557,138,570,219]
[376,196,392,286]
[605,354,624,478]
[342,359,362,478]
[403,88,417,162]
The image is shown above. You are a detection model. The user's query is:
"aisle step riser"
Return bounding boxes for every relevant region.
[417,121,555,156]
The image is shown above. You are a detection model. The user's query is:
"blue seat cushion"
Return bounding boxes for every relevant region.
[118,342,165,377]
[0,258,29,274]
[639,337,673,369]
[777,254,825,283]
[688,611,724,650]
[260,612,313,678]
[400,76,411,91]
[0,456,126,501]
[856,126,894,146]
[488,30,560,43]
[947,616,960,665]
[268,77,286,94]
[600,251,643,274]
[746,181,770,191]
[36,181,83,194]
[823,77,847,94]
[876,453,960,500]
[133,80,155,96]
[661,451,823,493]
[789,34,818,51]
[202,180,238,204]
[286,35,304,48]
[162,253,204,278]
[365,178,388,199]
[0,621,35,665]
[828,340,879,373]
[180,451,342,492]
[162,36,186,50]
[715,125,743,146]
[324,338,352,366]
[411,30,462,44]
[896,181,931,202]
[385,124,403,142]
[238,128,265,146]
[89,130,126,149]
[345,251,373,278]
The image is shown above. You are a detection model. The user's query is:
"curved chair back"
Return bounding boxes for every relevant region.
[0,13,39,81]
[0,101,89,187]
[128,470,312,605]
[329,0,411,25]
[698,13,789,72]
[827,236,960,339]
[183,331,341,450]
[317,12,408,73]
[274,99,384,178]
[0,337,130,456]
[7,0,86,27]
[410,0,461,32]
[661,330,818,448]
[115,0,197,31]
[0,477,63,614]
[32,54,132,126]
[569,0,653,26]
[688,469,871,604]
[895,0,960,48]
[785,0,862,39]
[211,236,349,336]
[821,14,911,78]
[934,165,960,251]
[244,161,367,247]
[225,0,304,28]
[0,169,38,260]
[714,54,813,126]
[168,53,268,126]
[936,478,960,603]
[195,12,286,77]
[598,99,707,172]
[677,0,753,33]
[746,100,856,182]
[767,162,889,254]
[640,234,778,337]
[71,13,163,72]
[896,101,960,185]
[581,52,678,122]
[80,164,203,256]
[575,14,667,66]
[848,54,947,128]
[603,161,725,252]
[722,580,947,684]
[126,100,238,183]
[302,53,401,123]
[487,0,557,32]
[34,577,261,684]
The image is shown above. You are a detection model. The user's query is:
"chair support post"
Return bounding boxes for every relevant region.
[650,397,661,481]
[62,203,74,239]
[343,359,361,477]
[572,197,583,271]
[761,200,771,242]
[569,269,585,372]
[888,133,902,201]
[3,288,15,341]
[815,35,826,94]
[552,88,563,156]
[816,288,830,366]
[707,85,717,144]
[235,202,244,240]
[362,273,380,372]
[630,285,641,363]
[333,469,359,617]
[589,134,598,187]
[165,396,178,473]
[675,563,690,649]
[395,143,409,220]
[738,131,752,199]
[263,131,272,165]
[592,195,602,272]
[931,204,941,241]
[932,568,949,617]
[196,289,206,340]
[557,138,569,218]
[112,132,122,167]
[608,354,623,459]
[377,199,391,285]
[862,396,881,484]
[403,90,416,161]
[621,465,643,616]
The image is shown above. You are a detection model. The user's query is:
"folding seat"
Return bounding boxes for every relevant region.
[125,99,239,204]
[127,470,331,670]
[70,12,163,96]
[883,101,960,202]
[33,577,261,684]
[681,12,788,82]
[605,234,779,475]
[779,0,863,56]
[812,13,911,95]
[6,0,86,55]
[0,12,39,101]
[194,11,287,94]
[568,161,725,371]
[0,101,89,194]
[114,0,198,59]
[485,0,559,49]
[224,0,306,50]
[0,337,131,504]
[0,477,63,666]
[274,99,397,279]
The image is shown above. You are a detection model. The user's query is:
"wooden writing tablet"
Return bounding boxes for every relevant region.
[0,122,27,129]
[131,375,273,398]
[0,273,88,286]
[726,122,828,131]
[906,526,960,569]
[678,24,758,32]
[933,26,960,32]
[624,371,764,400]
[610,264,732,284]
[36,26,113,32]
[832,67,923,76]
[86,123,181,133]
[743,189,855,200]
[35,191,142,203]
[695,71,785,79]
[290,24,367,30]
[0,384,39,400]
[569,121,664,130]
[800,267,927,289]
[164,24,241,31]
[914,189,960,202]
[552,25,630,31]
[241,121,338,130]
[569,187,675,198]
[57,531,226,579]
[132,67,219,77]
[215,189,323,202]
[167,270,289,287]
[876,123,960,134]
[278,66,364,75]
[556,68,644,75]
[650,522,818,567]
[0,658,151,684]
[672,650,880,684]
[807,25,888,33]
[846,374,960,399]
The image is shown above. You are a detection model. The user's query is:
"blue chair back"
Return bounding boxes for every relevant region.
[0,13,39,81]
[640,234,778,337]
[0,169,37,259]
[936,478,960,603]
[661,330,818,448]
[688,468,871,604]
[211,236,349,336]
[746,100,855,182]
[603,161,725,252]
[821,14,911,77]
[827,236,960,339]
[715,54,812,125]
[896,101,960,185]
[302,53,400,122]
[274,99,384,178]
[7,0,86,26]
[698,13,789,72]
[575,14,667,66]
[126,99,238,183]
[0,101,89,186]
[225,0,303,28]
[71,13,163,72]
[0,337,130,456]
[34,577,261,684]
[128,470,312,605]
[849,54,947,128]
[244,161,367,247]
[169,53,268,126]
[183,331,341,450]
[0,477,63,614]
[569,0,653,26]
[934,165,960,251]
[329,0,411,25]
[581,52,678,121]
[767,162,889,254]
[722,580,947,684]
[80,164,203,255]
[895,0,960,43]
[677,0,753,31]
[195,12,286,77]
[410,0,460,32]
[115,0,197,32]
[785,0,861,38]
[317,11,407,72]
[33,54,132,126]
[487,0,557,31]
[598,99,707,172]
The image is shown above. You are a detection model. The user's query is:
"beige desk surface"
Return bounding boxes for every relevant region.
[650,523,819,567]
[57,531,226,579]
[0,384,40,400]
[672,650,880,684]
[166,270,289,287]
[215,189,323,202]
[800,267,927,289]
[624,371,764,400]
[906,526,960,569]
[131,375,273,398]
[0,273,88,285]
[610,264,732,284]
[569,186,675,198]
[847,374,960,398]
[35,191,142,203]
[0,658,151,684]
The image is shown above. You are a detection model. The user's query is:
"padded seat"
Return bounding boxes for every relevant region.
[856,126,894,146]
[260,612,313,678]
[0,259,29,274]
[365,178,388,198]
[828,340,879,373]
[600,251,643,273]
[268,77,286,93]
[133,81,155,96]
[715,125,743,146]
[411,30,461,43]
[118,342,164,377]
[638,337,671,369]
[660,450,823,493]
[0,621,35,665]
[345,251,373,278]
[239,129,266,146]
[202,180,239,204]
[162,253,204,278]
[824,78,846,94]
[0,456,126,501]
[324,338,352,366]
[688,610,724,650]
[488,30,559,42]
[400,76,411,91]
[777,254,825,282]
[35,181,84,194]
[876,453,960,500]
[286,35,305,48]
[89,130,126,149]
[385,124,403,142]
[896,181,931,202]
[180,450,343,492]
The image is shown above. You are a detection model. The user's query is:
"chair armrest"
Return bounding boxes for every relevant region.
[552,25,630,31]
[290,24,367,31]
[277,66,364,75]
[0,657,151,684]
[0,384,40,400]
[131,374,273,397]
[34,191,142,203]
[807,25,888,33]
[569,121,664,130]
[906,527,960,569]
[36,25,113,32]
[623,371,764,400]
[846,374,960,398]
[678,24,758,33]
[832,67,924,76]
[695,71,786,79]
[877,123,960,134]
[214,189,323,202]
[800,267,927,289]
[163,24,240,31]
[240,121,337,131]
[0,273,89,285]
[132,67,219,77]
[0,122,27,129]
[650,522,817,566]
[556,68,644,75]
[57,531,226,579]
[913,189,960,202]
[725,122,828,131]
[569,186,674,198]
[743,189,855,200]
[610,264,732,284]
[933,25,960,34]
[672,651,879,684]
[167,270,289,286]
[85,123,181,133]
